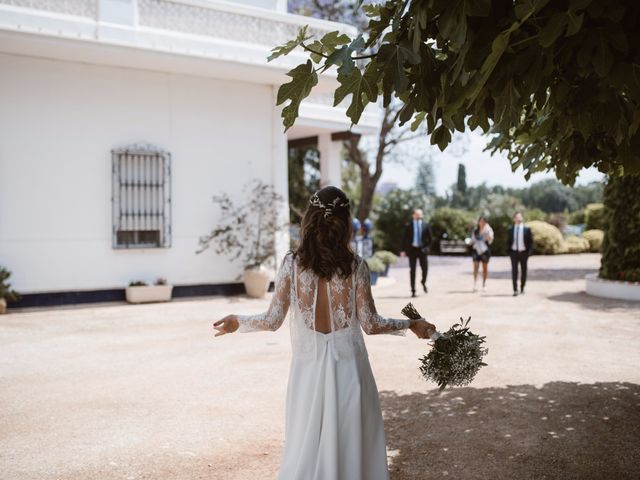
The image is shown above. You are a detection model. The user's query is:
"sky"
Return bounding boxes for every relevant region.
[377,129,605,196]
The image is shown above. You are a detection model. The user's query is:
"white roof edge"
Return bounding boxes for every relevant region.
[164,0,358,35]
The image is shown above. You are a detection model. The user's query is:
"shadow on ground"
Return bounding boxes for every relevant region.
[381,381,640,480]
[489,268,598,281]
[547,291,640,312]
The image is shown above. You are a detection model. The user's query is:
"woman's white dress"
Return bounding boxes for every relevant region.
[237,253,411,480]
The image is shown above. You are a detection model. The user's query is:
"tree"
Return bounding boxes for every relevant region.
[456,163,467,194]
[271,0,640,183]
[414,159,436,196]
[288,1,431,222]
[600,175,640,281]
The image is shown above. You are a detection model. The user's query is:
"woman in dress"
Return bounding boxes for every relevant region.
[213,186,436,480]
[470,216,494,292]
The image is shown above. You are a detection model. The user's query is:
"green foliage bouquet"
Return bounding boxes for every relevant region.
[402,303,488,391]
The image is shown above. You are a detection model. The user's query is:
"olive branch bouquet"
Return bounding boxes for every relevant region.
[401,303,488,391]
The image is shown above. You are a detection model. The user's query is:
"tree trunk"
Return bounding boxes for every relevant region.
[345,106,395,221]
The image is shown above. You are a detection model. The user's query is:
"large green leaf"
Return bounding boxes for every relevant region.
[334,65,379,125]
[276,60,318,130]
[323,35,366,76]
[538,12,566,48]
[268,26,310,62]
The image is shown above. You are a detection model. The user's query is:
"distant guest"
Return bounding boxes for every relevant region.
[507,212,533,296]
[470,216,494,292]
[400,209,433,298]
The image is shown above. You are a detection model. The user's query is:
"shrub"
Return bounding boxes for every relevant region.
[600,175,640,281]
[568,209,586,225]
[564,235,590,253]
[373,250,398,265]
[365,256,385,273]
[526,220,565,254]
[585,203,606,230]
[429,208,475,253]
[0,267,20,303]
[582,229,604,252]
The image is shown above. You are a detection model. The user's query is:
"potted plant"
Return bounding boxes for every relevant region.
[365,256,386,286]
[197,180,287,298]
[373,250,399,277]
[125,278,173,304]
[0,267,20,314]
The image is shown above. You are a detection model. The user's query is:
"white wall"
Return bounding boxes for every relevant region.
[0,52,284,293]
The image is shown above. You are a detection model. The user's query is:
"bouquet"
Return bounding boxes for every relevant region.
[401,303,488,391]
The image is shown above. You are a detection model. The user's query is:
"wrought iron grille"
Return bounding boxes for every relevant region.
[111,144,171,249]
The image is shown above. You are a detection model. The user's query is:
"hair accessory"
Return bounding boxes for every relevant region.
[309,192,350,218]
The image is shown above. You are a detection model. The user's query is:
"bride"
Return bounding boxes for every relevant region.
[214,186,436,480]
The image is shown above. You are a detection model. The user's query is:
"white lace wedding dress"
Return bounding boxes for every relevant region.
[237,252,411,480]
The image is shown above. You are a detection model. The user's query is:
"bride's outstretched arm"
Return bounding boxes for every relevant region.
[355,258,411,335]
[213,253,292,336]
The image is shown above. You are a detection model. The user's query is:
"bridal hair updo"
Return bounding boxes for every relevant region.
[296,186,355,279]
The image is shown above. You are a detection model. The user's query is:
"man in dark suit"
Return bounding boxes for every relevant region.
[507,211,533,296]
[400,209,433,297]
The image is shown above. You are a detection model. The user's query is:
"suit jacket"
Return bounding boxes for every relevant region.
[507,225,533,254]
[402,220,433,254]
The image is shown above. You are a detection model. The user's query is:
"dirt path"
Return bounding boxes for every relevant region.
[1,254,638,479]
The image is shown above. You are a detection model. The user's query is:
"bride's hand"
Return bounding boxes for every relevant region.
[213,315,239,337]
[409,318,437,339]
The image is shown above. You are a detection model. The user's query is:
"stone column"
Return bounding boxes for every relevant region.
[318,133,342,188]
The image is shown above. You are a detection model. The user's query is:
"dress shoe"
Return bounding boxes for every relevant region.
[513,290,518,296]
[411,291,417,298]
[421,282,428,293]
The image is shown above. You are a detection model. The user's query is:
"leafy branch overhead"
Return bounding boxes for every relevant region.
[270,0,640,183]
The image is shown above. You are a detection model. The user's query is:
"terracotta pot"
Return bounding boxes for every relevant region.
[125,285,173,304]
[243,265,272,298]
[0,298,6,314]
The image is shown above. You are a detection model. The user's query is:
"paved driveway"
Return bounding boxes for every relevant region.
[1,254,638,479]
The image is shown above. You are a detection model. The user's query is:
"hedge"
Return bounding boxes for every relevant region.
[600,176,640,281]
[582,229,604,253]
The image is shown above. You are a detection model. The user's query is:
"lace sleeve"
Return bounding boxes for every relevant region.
[355,258,411,335]
[236,253,292,333]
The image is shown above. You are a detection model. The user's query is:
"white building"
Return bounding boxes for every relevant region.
[0,0,380,307]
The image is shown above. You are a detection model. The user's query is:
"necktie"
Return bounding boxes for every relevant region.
[414,221,420,246]
[517,226,521,251]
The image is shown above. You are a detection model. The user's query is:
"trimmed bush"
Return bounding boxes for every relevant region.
[600,175,640,281]
[526,220,565,254]
[582,229,604,252]
[564,235,590,253]
[373,250,398,265]
[365,256,385,273]
[429,208,475,253]
[585,203,606,230]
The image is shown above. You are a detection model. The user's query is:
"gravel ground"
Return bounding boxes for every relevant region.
[1,253,639,480]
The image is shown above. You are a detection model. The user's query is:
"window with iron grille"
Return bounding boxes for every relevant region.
[111,144,171,249]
